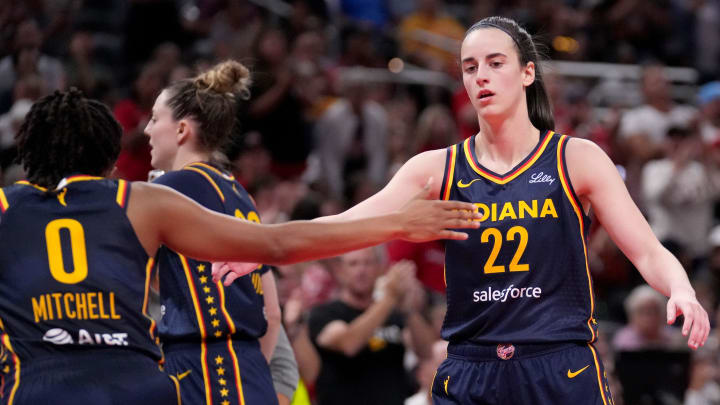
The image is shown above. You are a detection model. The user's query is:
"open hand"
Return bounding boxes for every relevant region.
[667,290,710,350]
[211,261,261,286]
[397,178,480,242]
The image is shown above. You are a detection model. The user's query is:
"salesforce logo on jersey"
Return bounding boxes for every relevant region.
[472,284,542,303]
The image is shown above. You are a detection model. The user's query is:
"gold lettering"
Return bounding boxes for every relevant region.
[540,199,558,218]
[46,294,54,320]
[97,292,109,319]
[109,293,121,320]
[87,292,98,320]
[518,200,537,219]
[498,202,517,221]
[32,296,48,323]
[491,203,497,222]
[51,293,63,320]
[474,203,489,222]
[64,293,76,319]
[76,293,87,319]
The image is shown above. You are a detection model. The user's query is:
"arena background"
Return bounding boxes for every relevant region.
[1,1,720,404]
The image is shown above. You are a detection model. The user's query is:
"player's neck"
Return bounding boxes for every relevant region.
[475,116,540,169]
[171,149,211,171]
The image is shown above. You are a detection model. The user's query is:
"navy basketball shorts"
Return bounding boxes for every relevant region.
[163,338,278,405]
[431,342,614,405]
[2,350,180,405]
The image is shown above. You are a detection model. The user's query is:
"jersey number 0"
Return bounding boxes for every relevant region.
[45,218,88,284]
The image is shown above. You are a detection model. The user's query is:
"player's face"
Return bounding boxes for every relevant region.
[145,90,179,171]
[460,28,534,124]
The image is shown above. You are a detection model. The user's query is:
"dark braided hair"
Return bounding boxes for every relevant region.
[15,88,122,189]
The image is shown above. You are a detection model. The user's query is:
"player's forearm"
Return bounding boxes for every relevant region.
[265,215,402,265]
[633,244,694,297]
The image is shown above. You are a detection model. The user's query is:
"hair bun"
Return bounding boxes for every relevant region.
[194,60,251,100]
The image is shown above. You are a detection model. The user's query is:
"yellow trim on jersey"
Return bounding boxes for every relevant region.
[226,337,246,405]
[64,175,103,184]
[430,370,438,398]
[15,180,48,192]
[462,131,554,185]
[2,335,19,405]
[216,282,237,335]
[556,135,596,342]
[142,259,158,344]
[185,167,225,203]
[116,179,128,208]
[441,145,457,200]
[178,254,208,339]
[168,375,183,405]
[188,162,235,181]
[201,342,212,405]
[0,188,8,213]
[588,344,609,405]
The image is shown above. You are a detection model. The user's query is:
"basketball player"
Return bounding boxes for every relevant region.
[143,60,281,405]
[213,16,711,405]
[0,88,480,404]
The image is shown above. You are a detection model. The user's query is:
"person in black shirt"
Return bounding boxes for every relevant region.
[309,248,434,405]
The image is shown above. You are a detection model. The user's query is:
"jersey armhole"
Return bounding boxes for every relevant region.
[557,136,590,229]
[439,145,458,201]
[115,180,130,211]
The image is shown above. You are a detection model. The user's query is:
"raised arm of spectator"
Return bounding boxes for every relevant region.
[312,264,412,357]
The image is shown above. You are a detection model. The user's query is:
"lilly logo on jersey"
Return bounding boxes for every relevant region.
[528,172,555,185]
[472,284,542,303]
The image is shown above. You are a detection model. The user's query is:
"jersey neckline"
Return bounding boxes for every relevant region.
[464,130,554,185]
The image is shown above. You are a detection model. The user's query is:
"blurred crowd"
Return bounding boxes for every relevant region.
[3,0,720,404]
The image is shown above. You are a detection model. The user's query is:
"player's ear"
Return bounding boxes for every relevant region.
[176,120,191,145]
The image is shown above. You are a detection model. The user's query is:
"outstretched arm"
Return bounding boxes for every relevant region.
[127,181,480,265]
[566,138,709,349]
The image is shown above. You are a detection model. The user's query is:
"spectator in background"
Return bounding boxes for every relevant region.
[692,226,720,308]
[308,248,434,405]
[246,27,312,179]
[618,64,697,207]
[641,126,720,259]
[64,31,114,100]
[113,61,166,180]
[406,340,448,405]
[613,285,685,351]
[209,0,263,61]
[0,19,64,95]
[314,77,388,200]
[698,81,720,145]
[397,0,465,73]
[685,348,720,405]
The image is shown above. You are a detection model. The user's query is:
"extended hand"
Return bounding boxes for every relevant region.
[398,178,481,242]
[211,262,261,286]
[667,290,710,350]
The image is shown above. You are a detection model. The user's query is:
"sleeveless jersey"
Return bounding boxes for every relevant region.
[0,176,161,361]
[154,162,268,343]
[439,131,598,344]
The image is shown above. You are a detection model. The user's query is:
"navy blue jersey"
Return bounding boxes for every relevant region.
[154,162,268,343]
[439,131,598,344]
[0,177,162,364]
